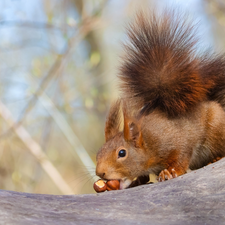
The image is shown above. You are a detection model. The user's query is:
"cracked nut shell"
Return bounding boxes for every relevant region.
[93,179,107,193]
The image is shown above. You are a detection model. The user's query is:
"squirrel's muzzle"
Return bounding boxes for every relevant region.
[96,164,106,179]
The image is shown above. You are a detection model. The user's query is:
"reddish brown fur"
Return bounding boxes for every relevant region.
[119,11,211,117]
[96,9,225,188]
[200,54,225,108]
[123,103,143,148]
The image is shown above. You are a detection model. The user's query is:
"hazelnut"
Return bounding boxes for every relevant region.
[106,180,120,191]
[93,179,107,193]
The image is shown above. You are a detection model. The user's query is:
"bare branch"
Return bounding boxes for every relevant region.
[0,159,224,224]
[0,16,104,139]
[39,93,96,181]
[0,21,70,30]
[0,100,75,195]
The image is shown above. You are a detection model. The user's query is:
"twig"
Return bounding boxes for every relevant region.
[0,100,75,195]
[204,0,225,20]
[0,21,69,30]
[39,92,96,181]
[0,16,102,139]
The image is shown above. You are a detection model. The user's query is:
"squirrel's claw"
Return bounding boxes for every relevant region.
[213,156,223,163]
[158,169,172,182]
[207,156,223,165]
[158,168,177,182]
[171,168,178,178]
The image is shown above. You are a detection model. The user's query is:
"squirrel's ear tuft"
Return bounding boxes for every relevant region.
[105,99,122,142]
[123,103,143,148]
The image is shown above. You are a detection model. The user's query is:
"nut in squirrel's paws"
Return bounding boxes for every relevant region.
[158,169,177,182]
[93,179,120,193]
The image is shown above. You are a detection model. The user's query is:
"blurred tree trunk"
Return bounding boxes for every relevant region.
[72,0,108,117]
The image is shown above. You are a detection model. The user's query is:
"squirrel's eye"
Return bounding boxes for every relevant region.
[118,149,126,158]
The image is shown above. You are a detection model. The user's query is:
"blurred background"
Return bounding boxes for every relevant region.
[0,0,223,195]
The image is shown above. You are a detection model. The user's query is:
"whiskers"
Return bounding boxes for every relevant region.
[69,165,99,194]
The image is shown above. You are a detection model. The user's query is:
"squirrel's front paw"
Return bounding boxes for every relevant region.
[158,168,177,182]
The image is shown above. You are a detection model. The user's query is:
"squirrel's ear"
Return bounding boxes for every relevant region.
[105,99,121,142]
[123,103,143,148]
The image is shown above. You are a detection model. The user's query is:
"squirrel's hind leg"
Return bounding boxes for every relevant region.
[207,156,224,165]
[213,156,224,163]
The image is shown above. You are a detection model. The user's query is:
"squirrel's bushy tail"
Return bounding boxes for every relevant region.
[119,10,213,117]
[200,54,225,108]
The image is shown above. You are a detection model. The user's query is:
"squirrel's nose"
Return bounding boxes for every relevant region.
[96,165,106,179]
[97,172,105,179]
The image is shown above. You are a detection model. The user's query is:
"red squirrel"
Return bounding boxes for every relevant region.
[95,9,225,190]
